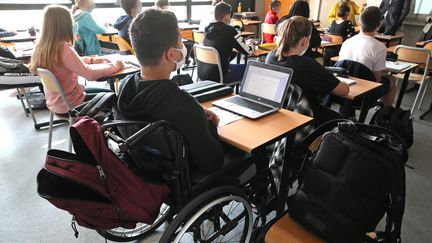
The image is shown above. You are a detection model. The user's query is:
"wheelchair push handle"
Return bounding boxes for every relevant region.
[125,120,169,147]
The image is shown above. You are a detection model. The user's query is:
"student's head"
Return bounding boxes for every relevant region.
[340,0,350,4]
[155,0,170,10]
[270,0,282,14]
[72,0,95,14]
[121,0,143,17]
[337,4,350,20]
[130,8,185,72]
[214,2,232,24]
[211,0,223,6]
[276,16,312,59]
[286,0,310,19]
[359,6,381,33]
[30,5,74,72]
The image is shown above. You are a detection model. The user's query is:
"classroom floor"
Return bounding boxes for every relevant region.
[1,80,432,243]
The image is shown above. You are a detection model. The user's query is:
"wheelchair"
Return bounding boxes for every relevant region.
[95,118,278,243]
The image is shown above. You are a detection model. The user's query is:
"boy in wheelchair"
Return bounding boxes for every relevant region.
[107,8,275,242]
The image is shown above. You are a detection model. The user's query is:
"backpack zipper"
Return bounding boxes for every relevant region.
[96,165,106,180]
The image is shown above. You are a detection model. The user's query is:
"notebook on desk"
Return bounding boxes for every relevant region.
[386,61,410,71]
[338,77,357,86]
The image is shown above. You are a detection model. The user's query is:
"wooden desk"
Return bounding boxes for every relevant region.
[0,32,37,43]
[251,48,270,57]
[97,54,141,91]
[241,19,262,26]
[320,41,342,49]
[336,76,382,122]
[6,41,34,60]
[202,98,313,153]
[375,34,404,47]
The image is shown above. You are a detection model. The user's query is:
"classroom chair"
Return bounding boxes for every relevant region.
[192,30,204,45]
[194,44,224,83]
[231,19,245,31]
[393,45,431,117]
[112,35,135,55]
[36,68,73,152]
[261,23,276,43]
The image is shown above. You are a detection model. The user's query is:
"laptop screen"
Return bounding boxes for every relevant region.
[241,64,291,105]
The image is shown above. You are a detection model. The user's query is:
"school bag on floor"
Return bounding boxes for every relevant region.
[370,106,414,149]
[36,116,171,235]
[289,121,408,243]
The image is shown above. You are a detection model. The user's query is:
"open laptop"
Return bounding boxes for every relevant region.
[212,61,293,119]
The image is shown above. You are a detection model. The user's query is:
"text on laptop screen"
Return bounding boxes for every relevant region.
[242,65,290,103]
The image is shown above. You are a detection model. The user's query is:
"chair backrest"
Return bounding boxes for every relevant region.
[192,30,205,45]
[194,44,224,83]
[395,44,431,72]
[231,19,244,31]
[328,34,343,44]
[113,35,135,55]
[261,23,276,42]
[36,68,73,111]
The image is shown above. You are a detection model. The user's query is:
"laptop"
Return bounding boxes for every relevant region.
[212,61,293,119]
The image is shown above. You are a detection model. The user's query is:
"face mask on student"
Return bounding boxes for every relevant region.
[173,44,187,71]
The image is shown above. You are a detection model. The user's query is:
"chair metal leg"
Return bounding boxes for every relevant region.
[20,88,37,125]
[16,88,28,117]
[48,111,54,150]
[410,79,428,117]
[418,80,430,111]
[68,117,73,152]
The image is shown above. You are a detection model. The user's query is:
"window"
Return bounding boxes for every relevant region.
[414,0,432,15]
[191,5,211,21]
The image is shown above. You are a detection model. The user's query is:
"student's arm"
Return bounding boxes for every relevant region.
[61,44,120,80]
[373,47,387,83]
[309,25,322,49]
[346,21,357,37]
[173,93,224,173]
[374,70,383,83]
[82,13,106,34]
[331,81,350,96]
[395,0,411,26]
[353,2,363,15]
[231,27,254,55]
[327,3,338,24]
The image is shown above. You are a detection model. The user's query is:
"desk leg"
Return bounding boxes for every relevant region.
[358,97,369,123]
[108,79,115,91]
[276,135,296,216]
[395,69,412,109]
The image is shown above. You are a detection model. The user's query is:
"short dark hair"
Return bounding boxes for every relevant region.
[337,4,350,18]
[359,6,381,32]
[270,0,281,10]
[120,0,139,15]
[214,2,232,21]
[286,0,310,19]
[130,9,179,66]
[155,0,170,9]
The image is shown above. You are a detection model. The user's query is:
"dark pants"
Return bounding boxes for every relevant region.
[224,64,246,84]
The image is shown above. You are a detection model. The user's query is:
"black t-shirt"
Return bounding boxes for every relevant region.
[265,51,340,117]
[328,20,356,40]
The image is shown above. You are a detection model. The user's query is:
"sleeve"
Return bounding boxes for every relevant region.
[327,3,338,24]
[303,58,340,96]
[353,2,363,15]
[173,94,224,172]
[309,25,322,49]
[83,13,106,34]
[346,21,357,37]
[229,27,254,55]
[374,46,387,72]
[61,44,117,81]
[396,0,411,25]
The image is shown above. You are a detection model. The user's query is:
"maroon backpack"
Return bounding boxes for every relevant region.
[36,116,170,234]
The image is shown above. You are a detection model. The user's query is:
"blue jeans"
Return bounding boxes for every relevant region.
[224,64,246,84]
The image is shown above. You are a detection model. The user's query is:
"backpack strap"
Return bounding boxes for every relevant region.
[77,92,116,117]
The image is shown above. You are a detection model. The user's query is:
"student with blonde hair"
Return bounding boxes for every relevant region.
[266,16,349,126]
[72,0,106,55]
[30,5,123,114]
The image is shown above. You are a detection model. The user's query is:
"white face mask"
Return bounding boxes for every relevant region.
[173,44,187,71]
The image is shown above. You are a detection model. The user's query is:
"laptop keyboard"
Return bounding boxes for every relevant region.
[227,96,274,113]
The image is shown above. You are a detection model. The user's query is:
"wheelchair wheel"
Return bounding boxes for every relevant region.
[159,186,253,243]
[97,203,170,242]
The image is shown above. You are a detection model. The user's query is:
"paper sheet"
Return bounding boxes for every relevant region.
[208,107,243,127]
[386,61,410,71]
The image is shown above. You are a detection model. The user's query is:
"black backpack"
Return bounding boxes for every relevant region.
[289,121,408,243]
[370,106,413,149]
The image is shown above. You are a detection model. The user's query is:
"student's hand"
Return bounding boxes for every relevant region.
[205,108,220,127]
[113,60,124,71]
[321,34,332,42]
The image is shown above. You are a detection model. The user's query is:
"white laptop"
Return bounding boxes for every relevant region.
[212,61,293,119]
